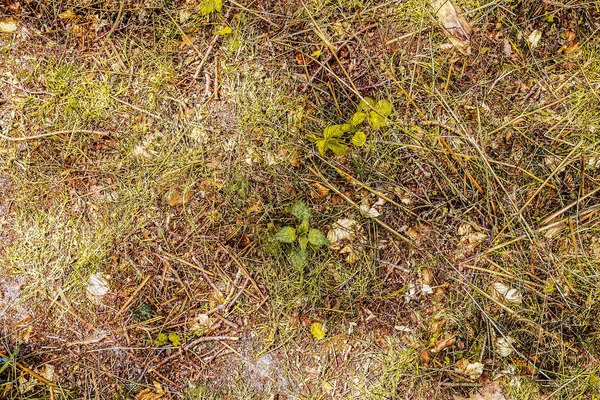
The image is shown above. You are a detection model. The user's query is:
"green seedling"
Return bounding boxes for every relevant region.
[309,97,394,156]
[275,201,329,272]
[154,332,182,347]
[200,0,223,16]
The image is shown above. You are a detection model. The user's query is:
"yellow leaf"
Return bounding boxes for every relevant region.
[58,10,78,20]
[199,0,223,16]
[165,187,192,206]
[351,131,367,147]
[219,26,233,35]
[0,19,18,33]
[310,322,326,340]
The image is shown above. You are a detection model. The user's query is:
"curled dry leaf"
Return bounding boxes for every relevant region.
[189,313,212,333]
[491,282,522,304]
[327,218,358,244]
[455,359,484,380]
[310,182,330,198]
[359,198,381,218]
[165,187,192,206]
[430,0,471,54]
[527,30,542,48]
[460,231,487,251]
[432,332,456,353]
[136,381,165,400]
[0,18,18,33]
[87,273,110,297]
[339,245,359,264]
[495,336,515,357]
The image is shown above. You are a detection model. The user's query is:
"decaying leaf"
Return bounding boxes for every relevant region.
[339,245,359,264]
[310,182,330,198]
[431,332,456,353]
[136,381,165,400]
[190,313,212,333]
[165,187,192,206]
[495,336,515,357]
[58,10,78,20]
[527,30,542,48]
[87,272,110,297]
[491,282,522,304]
[460,231,487,251]
[0,19,18,33]
[359,198,381,218]
[455,359,484,380]
[431,0,471,53]
[327,218,358,243]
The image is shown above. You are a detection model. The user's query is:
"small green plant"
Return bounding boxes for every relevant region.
[200,0,223,16]
[154,332,182,346]
[309,97,394,156]
[275,201,329,272]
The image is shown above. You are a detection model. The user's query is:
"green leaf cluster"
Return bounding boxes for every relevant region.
[154,332,182,346]
[309,97,394,156]
[274,201,329,272]
[199,0,223,16]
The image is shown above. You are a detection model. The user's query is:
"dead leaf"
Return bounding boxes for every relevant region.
[495,336,515,357]
[40,364,56,383]
[136,381,165,400]
[460,231,487,251]
[339,245,359,264]
[0,18,18,33]
[455,359,484,380]
[5,0,19,12]
[476,381,506,400]
[406,223,431,243]
[328,218,358,244]
[246,201,262,215]
[431,0,471,53]
[310,182,330,198]
[58,10,78,20]
[491,282,522,304]
[565,42,580,55]
[432,332,456,353]
[527,30,542,48]
[165,187,192,206]
[453,381,505,400]
[359,198,381,218]
[87,273,110,297]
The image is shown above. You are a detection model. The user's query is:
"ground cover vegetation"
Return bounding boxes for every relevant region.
[1,0,600,398]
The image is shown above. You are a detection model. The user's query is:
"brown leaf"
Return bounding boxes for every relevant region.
[432,332,456,353]
[565,42,580,55]
[5,0,19,12]
[431,0,471,53]
[310,182,330,198]
[165,187,192,206]
[135,381,165,400]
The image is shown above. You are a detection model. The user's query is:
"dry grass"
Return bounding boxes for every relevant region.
[1,0,600,398]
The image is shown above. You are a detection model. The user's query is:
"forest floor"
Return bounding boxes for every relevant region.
[1,0,600,399]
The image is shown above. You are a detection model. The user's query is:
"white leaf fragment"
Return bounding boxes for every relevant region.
[455,359,484,379]
[495,336,515,357]
[527,30,542,48]
[492,282,522,304]
[328,218,358,243]
[0,19,18,33]
[87,273,110,297]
